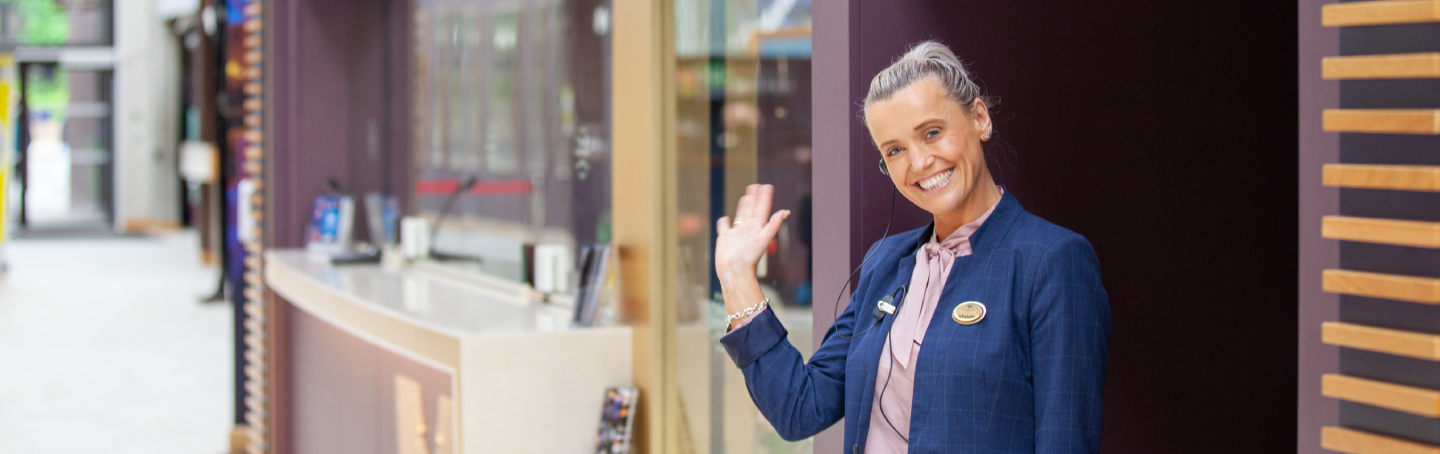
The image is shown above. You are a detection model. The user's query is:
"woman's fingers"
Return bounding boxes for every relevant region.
[734,192,754,224]
[753,185,774,223]
[716,216,731,236]
[762,209,790,238]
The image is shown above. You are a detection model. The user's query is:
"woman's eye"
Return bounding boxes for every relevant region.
[926,128,940,138]
[888,147,903,157]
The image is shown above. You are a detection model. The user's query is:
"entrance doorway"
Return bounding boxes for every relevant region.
[16,62,114,232]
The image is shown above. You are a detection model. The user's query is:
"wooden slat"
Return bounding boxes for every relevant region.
[1323,269,1440,304]
[1324,164,1440,192]
[1324,374,1440,416]
[1323,321,1440,360]
[1323,215,1440,248]
[1323,426,1440,454]
[1324,109,1440,134]
[1324,0,1440,27]
[1325,53,1440,79]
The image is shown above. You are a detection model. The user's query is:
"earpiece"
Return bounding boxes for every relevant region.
[878,159,889,176]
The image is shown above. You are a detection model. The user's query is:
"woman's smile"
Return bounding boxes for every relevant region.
[915,167,955,192]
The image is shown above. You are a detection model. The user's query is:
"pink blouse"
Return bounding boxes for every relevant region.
[865,192,1000,453]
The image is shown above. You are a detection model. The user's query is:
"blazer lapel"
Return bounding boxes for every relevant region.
[853,227,928,449]
[965,190,1024,255]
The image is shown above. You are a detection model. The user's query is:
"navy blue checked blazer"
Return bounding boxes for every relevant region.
[720,191,1111,453]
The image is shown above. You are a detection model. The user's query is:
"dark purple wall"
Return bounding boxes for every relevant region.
[814,1,1300,451]
[267,0,412,451]
[269,0,410,249]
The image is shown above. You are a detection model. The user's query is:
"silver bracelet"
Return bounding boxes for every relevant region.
[727,298,770,322]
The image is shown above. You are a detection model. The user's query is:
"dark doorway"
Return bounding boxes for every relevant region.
[839,1,1300,451]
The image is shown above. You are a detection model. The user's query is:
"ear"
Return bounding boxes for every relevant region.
[970,99,993,136]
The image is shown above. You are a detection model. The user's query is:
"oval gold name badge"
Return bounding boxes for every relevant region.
[952,301,986,325]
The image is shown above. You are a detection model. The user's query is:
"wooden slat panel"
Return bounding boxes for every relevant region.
[1323,321,1440,360]
[1324,164,1440,192]
[1323,269,1440,304]
[1324,374,1440,416]
[1324,0,1440,27]
[1323,426,1440,454]
[1324,109,1440,134]
[1323,215,1440,248]
[1325,53,1440,79]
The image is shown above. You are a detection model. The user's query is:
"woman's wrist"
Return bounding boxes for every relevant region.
[717,267,764,315]
[716,265,757,293]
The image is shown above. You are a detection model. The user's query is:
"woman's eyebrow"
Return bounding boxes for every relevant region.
[911,119,945,131]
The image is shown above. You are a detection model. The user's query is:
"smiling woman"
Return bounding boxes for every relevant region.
[864,42,1001,240]
[715,41,1112,453]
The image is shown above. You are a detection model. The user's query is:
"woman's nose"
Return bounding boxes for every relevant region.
[907,147,933,173]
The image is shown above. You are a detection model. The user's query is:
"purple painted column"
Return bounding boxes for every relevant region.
[1298,0,1339,451]
[810,2,858,452]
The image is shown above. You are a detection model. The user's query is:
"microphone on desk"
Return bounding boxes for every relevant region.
[428,175,484,263]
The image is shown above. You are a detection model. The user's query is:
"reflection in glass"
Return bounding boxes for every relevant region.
[486,8,518,175]
[411,0,611,285]
[672,0,814,452]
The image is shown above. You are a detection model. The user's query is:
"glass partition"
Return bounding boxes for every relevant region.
[411,0,611,284]
[672,0,813,451]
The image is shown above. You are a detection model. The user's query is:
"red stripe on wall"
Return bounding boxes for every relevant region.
[415,179,533,195]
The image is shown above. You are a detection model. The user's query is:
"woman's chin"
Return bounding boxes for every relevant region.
[914,186,970,215]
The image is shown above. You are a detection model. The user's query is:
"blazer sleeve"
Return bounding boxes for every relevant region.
[1030,235,1112,453]
[718,249,875,441]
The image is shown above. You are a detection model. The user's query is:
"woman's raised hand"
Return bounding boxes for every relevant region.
[715,184,791,283]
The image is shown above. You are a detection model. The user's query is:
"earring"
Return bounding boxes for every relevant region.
[983,131,992,140]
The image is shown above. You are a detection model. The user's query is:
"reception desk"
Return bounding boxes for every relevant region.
[264,250,632,454]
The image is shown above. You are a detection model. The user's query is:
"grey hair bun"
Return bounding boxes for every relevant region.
[863,41,990,121]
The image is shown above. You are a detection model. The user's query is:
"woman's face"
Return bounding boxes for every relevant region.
[865,78,993,218]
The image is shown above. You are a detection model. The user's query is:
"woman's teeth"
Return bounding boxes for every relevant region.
[919,169,954,190]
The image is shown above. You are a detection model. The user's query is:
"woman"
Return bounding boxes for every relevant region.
[714,41,1111,453]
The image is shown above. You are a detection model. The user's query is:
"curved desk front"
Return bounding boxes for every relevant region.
[264,250,632,454]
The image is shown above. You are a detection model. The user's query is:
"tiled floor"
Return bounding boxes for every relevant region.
[0,231,232,454]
